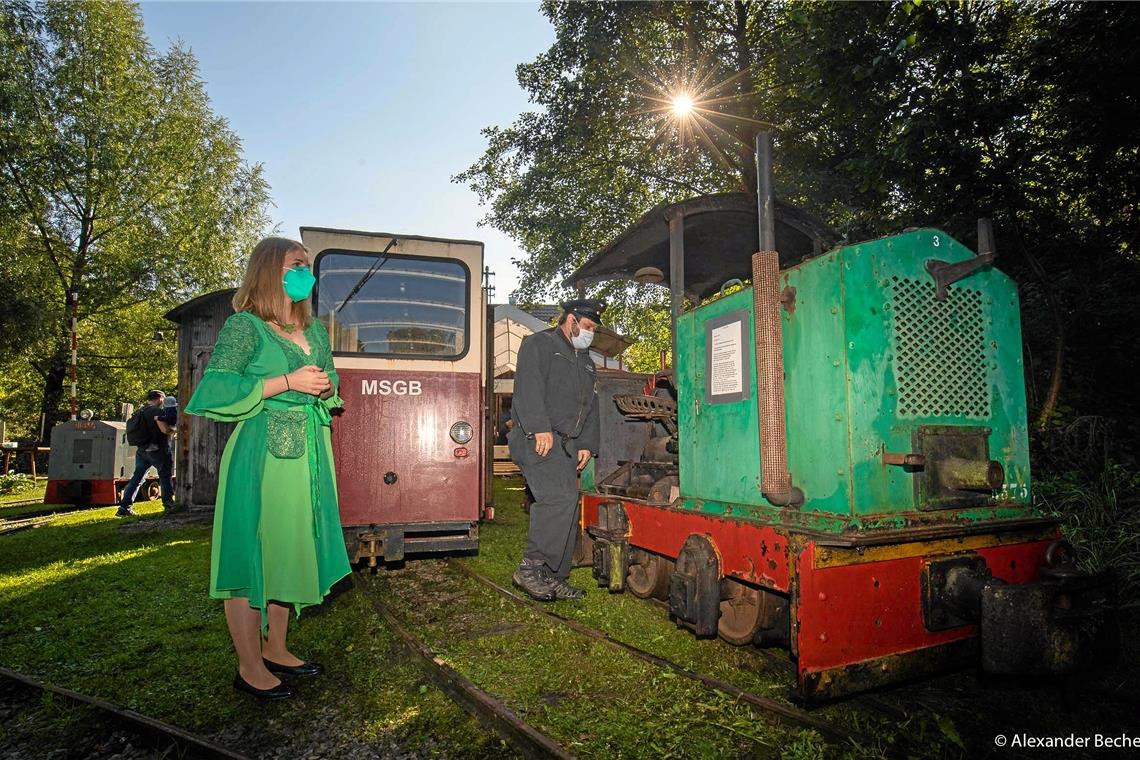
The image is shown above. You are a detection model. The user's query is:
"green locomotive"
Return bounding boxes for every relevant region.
[570,137,1113,701]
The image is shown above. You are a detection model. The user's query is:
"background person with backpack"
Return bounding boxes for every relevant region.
[119,389,176,516]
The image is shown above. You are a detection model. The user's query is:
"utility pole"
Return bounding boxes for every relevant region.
[481,266,496,302]
[68,290,79,421]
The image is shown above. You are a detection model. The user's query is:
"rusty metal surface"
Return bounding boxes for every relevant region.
[938,456,1004,492]
[913,425,998,510]
[626,549,673,599]
[752,250,796,505]
[795,538,1055,681]
[981,545,1118,675]
[580,494,793,591]
[0,666,249,759]
[925,252,996,301]
[669,534,721,637]
[588,501,631,591]
[809,517,1059,550]
[352,575,576,760]
[799,638,978,703]
[612,394,678,434]
[921,554,993,630]
[881,451,926,467]
[347,522,478,567]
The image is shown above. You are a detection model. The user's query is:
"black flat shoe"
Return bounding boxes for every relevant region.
[232,673,294,700]
[263,657,324,677]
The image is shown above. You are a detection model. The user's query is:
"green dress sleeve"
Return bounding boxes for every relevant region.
[186,312,266,421]
[312,320,344,412]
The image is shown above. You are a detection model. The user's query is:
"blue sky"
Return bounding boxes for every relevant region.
[139,1,555,299]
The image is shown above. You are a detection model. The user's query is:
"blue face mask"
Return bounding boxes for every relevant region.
[282,265,316,302]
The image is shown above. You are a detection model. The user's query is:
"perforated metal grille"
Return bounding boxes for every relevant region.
[889,276,990,419]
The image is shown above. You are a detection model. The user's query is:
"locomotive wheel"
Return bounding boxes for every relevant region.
[718,580,765,645]
[627,549,673,600]
[144,481,161,501]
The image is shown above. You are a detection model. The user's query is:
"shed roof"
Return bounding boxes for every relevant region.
[164,288,236,324]
[564,192,838,300]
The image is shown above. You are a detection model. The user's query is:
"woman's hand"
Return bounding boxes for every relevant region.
[286,365,331,396]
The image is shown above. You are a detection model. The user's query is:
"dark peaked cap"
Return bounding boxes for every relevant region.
[560,299,606,325]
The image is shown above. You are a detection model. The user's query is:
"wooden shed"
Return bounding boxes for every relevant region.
[164,289,236,511]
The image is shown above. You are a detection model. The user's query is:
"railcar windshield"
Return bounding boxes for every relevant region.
[315,250,469,358]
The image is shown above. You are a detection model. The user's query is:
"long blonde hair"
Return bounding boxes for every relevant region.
[232,237,313,328]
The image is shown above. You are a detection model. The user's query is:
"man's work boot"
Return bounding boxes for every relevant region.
[545,574,586,601]
[512,558,556,602]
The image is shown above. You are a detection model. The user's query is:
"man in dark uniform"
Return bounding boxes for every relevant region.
[509,299,604,601]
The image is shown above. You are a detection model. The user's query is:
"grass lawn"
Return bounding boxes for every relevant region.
[0,499,507,757]
[4,475,1132,759]
[0,480,46,506]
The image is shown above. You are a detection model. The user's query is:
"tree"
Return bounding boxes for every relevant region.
[459,0,1140,448]
[0,0,271,437]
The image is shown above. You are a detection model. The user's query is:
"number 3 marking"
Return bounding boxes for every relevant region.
[932,235,941,248]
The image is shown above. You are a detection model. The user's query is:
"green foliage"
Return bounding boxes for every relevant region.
[1036,463,1140,608]
[458,0,1140,451]
[0,0,271,437]
[0,470,36,496]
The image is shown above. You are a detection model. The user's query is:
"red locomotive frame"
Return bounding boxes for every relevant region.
[581,494,1061,699]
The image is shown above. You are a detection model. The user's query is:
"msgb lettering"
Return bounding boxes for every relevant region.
[360,379,423,396]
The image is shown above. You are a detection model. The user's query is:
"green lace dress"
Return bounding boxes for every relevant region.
[185,311,350,628]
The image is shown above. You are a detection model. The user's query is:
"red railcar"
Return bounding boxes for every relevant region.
[303,228,488,565]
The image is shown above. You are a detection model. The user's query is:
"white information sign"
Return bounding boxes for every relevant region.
[710,321,744,396]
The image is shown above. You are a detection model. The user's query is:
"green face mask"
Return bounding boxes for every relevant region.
[282,265,316,302]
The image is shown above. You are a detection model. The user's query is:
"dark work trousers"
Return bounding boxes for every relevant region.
[510,429,580,580]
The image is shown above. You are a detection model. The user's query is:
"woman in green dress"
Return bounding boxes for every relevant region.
[186,237,351,701]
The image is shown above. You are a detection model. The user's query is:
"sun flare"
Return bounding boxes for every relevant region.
[671,92,694,117]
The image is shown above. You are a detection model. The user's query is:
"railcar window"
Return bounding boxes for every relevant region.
[315,251,469,358]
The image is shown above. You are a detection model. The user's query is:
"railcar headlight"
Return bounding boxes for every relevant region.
[449,421,474,444]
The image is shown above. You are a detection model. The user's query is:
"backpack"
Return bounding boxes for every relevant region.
[125,408,154,447]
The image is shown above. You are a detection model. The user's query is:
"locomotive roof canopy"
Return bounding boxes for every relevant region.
[565,192,839,300]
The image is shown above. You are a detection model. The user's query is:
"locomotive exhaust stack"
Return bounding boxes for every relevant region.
[753,132,803,508]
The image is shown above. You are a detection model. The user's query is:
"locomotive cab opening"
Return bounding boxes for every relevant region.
[589,371,678,504]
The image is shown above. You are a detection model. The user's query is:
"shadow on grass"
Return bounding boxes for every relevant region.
[0,505,181,577]
[0,508,511,758]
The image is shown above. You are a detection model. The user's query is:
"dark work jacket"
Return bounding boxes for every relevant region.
[510,327,600,457]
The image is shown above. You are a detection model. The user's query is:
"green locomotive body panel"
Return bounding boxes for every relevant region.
[676,229,1032,531]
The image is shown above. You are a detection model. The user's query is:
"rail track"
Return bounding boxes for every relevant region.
[0,515,53,536]
[628,594,912,721]
[0,498,48,510]
[0,502,118,534]
[0,500,105,520]
[351,572,573,760]
[444,559,867,749]
[0,666,249,759]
